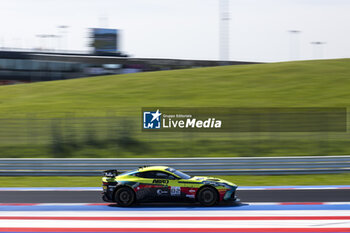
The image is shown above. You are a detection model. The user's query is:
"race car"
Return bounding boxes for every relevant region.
[102,166,239,207]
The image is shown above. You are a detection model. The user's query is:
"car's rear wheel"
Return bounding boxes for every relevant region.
[114,187,135,207]
[197,186,218,206]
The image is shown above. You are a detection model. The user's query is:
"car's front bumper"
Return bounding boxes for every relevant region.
[223,186,239,202]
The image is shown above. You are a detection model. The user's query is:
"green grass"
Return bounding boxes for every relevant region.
[1,59,350,157]
[1,174,350,187]
[1,59,350,117]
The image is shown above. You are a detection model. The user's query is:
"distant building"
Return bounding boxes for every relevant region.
[0,50,257,85]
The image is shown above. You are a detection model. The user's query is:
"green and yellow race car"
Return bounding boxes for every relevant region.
[102,166,239,207]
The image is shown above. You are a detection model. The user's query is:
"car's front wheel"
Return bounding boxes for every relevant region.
[197,186,218,206]
[114,187,135,207]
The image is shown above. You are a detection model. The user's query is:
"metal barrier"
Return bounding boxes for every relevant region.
[0,156,350,176]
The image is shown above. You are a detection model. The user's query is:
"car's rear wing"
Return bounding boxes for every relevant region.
[103,169,118,178]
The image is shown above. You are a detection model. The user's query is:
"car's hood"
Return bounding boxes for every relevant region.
[189,176,237,188]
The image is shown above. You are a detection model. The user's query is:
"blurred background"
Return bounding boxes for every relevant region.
[0,0,349,161]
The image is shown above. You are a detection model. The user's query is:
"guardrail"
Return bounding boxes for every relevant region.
[1,156,350,176]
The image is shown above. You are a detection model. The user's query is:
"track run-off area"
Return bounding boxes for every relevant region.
[0,185,350,232]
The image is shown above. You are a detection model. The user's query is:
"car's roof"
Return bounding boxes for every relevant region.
[138,166,170,172]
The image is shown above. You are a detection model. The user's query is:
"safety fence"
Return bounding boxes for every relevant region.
[0,156,349,176]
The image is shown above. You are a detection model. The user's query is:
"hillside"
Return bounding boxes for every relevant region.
[0,59,349,118]
[0,59,349,158]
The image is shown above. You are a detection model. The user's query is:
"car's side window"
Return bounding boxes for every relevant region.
[154,172,169,179]
[135,171,178,179]
[135,171,157,178]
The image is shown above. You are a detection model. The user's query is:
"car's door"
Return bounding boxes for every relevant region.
[134,171,172,200]
[151,171,175,200]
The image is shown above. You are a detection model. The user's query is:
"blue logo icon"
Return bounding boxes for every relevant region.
[143,109,162,129]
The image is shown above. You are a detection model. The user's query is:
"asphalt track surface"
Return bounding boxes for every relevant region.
[1,187,350,232]
[1,189,350,203]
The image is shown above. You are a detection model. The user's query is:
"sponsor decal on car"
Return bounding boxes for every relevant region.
[156,189,168,195]
[186,194,195,198]
[153,179,169,184]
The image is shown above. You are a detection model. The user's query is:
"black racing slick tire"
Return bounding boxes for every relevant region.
[197,186,218,207]
[114,187,135,207]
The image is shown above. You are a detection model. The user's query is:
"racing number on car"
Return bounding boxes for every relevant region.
[170,186,181,196]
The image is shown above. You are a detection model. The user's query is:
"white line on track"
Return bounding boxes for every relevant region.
[0,210,349,217]
[0,219,350,228]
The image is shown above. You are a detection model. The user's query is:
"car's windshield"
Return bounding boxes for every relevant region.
[166,167,191,179]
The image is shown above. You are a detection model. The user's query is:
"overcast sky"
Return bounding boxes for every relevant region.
[0,0,349,62]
